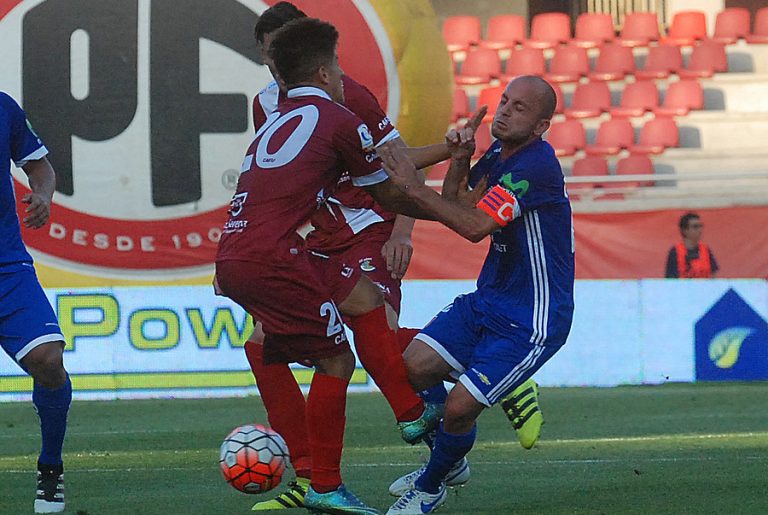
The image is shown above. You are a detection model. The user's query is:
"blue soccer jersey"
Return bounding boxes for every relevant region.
[469,138,575,345]
[0,92,48,272]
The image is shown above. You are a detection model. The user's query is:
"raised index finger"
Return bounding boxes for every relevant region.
[464,106,488,131]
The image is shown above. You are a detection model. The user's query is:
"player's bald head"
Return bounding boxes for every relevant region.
[510,76,556,121]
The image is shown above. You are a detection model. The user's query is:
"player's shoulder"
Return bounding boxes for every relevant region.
[0,92,20,113]
[519,140,562,176]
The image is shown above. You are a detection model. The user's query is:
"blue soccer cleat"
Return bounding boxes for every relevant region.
[397,403,443,445]
[303,484,380,514]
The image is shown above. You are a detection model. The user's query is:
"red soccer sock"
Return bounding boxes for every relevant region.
[244,340,311,478]
[396,327,421,354]
[348,306,424,422]
[305,373,348,493]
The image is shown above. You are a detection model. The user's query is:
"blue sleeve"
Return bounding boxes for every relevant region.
[498,147,565,213]
[1,93,47,166]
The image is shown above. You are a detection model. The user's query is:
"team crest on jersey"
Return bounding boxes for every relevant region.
[341,265,355,278]
[357,123,374,150]
[229,192,248,217]
[359,257,376,272]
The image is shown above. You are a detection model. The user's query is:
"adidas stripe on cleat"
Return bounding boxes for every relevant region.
[35,465,64,514]
[500,378,543,449]
[251,477,309,511]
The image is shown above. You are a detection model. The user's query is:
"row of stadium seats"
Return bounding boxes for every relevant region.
[548,117,679,156]
[453,80,704,122]
[454,41,728,85]
[444,8,768,53]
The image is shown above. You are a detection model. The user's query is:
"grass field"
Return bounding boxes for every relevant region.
[2,382,768,514]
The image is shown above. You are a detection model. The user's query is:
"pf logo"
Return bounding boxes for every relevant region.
[1,0,400,279]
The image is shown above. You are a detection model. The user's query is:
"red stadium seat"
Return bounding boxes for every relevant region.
[585,118,635,156]
[564,81,612,119]
[546,120,586,157]
[610,80,659,117]
[712,8,751,44]
[573,13,615,48]
[654,80,704,116]
[480,14,526,50]
[428,160,451,181]
[502,47,546,79]
[443,16,482,53]
[525,12,571,49]
[679,40,727,78]
[664,11,707,46]
[619,12,661,47]
[746,7,768,44]
[455,48,501,85]
[473,122,494,158]
[615,154,655,187]
[451,88,470,122]
[477,85,506,122]
[545,46,589,83]
[629,117,679,154]
[635,44,683,79]
[589,42,636,81]
[570,156,609,190]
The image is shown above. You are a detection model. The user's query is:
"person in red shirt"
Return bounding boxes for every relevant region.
[665,212,719,278]
[215,17,451,514]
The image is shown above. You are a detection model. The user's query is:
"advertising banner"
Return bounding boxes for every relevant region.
[2,279,765,400]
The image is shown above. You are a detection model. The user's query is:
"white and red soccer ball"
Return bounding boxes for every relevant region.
[219,424,290,494]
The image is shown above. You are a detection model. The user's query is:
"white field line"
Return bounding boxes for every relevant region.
[1,456,767,474]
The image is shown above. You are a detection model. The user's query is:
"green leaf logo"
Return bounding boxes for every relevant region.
[708,327,754,369]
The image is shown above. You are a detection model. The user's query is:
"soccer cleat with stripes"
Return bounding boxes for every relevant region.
[251,477,309,511]
[34,464,64,513]
[388,457,470,497]
[397,403,443,445]
[500,378,543,449]
[303,484,380,514]
[386,485,447,515]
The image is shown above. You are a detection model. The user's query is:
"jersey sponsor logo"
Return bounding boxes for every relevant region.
[359,257,376,272]
[357,123,374,150]
[499,174,529,197]
[377,116,391,131]
[473,370,492,386]
[1,0,396,280]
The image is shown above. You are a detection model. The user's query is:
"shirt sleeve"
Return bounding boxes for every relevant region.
[3,94,47,166]
[665,247,678,278]
[709,248,719,274]
[334,113,387,187]
[252,82,280,133]
[342,76,400,147]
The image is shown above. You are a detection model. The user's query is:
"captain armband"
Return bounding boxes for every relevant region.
[476,185,521,227]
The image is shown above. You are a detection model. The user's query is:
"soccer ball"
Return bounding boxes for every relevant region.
[219,424,290,494]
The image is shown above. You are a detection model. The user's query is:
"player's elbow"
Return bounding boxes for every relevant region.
[459,225,488,243]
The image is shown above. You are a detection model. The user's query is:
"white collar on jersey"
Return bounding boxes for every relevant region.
[287,86,332,101]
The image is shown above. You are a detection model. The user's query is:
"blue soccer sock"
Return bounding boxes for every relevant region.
[33,374,72,466]
[415,422,476,494]
[420,383,448,405]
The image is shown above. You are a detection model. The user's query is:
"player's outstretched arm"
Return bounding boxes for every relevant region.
[21,157,56,229]
[376,143,500,243]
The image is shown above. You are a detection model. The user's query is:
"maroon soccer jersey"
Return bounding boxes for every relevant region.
[217,86,387,263]
[252,76,399,252]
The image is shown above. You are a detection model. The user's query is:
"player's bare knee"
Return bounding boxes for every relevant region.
[338,276,384,317]
[443,385,484,433]
[23,342,66,389]
[314,350,355,380]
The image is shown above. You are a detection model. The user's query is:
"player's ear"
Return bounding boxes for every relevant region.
[317,64,331,86]
[533,119,550,137]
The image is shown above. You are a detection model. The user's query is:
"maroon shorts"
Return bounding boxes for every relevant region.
[216,251,361,364]
[332,235,403,314]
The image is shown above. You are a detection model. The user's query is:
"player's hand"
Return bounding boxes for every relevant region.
[445,106,485,161]
[382,233,414,279]
[457,173,489,208]
[212,275,224,296]
[21,192,51,229]
[378,140,420,194]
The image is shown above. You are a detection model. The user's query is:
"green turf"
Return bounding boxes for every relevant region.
[2,383,768,514]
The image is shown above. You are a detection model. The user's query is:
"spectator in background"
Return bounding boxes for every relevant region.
[665,212,719,278]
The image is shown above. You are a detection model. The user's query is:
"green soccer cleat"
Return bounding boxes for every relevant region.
[500,378,544,449]
[397,403,444,445]
[251,477,309,511]
[303,484,380,514]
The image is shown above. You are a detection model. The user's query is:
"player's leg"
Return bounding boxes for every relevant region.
[2,270,70,514]
[244,323,311,511]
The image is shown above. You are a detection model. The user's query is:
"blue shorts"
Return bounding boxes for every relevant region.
[417,292,563,407]
[0,267,64,364]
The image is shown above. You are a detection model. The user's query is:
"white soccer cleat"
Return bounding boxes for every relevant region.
[386,485,447,515]
[388,457,470,497]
